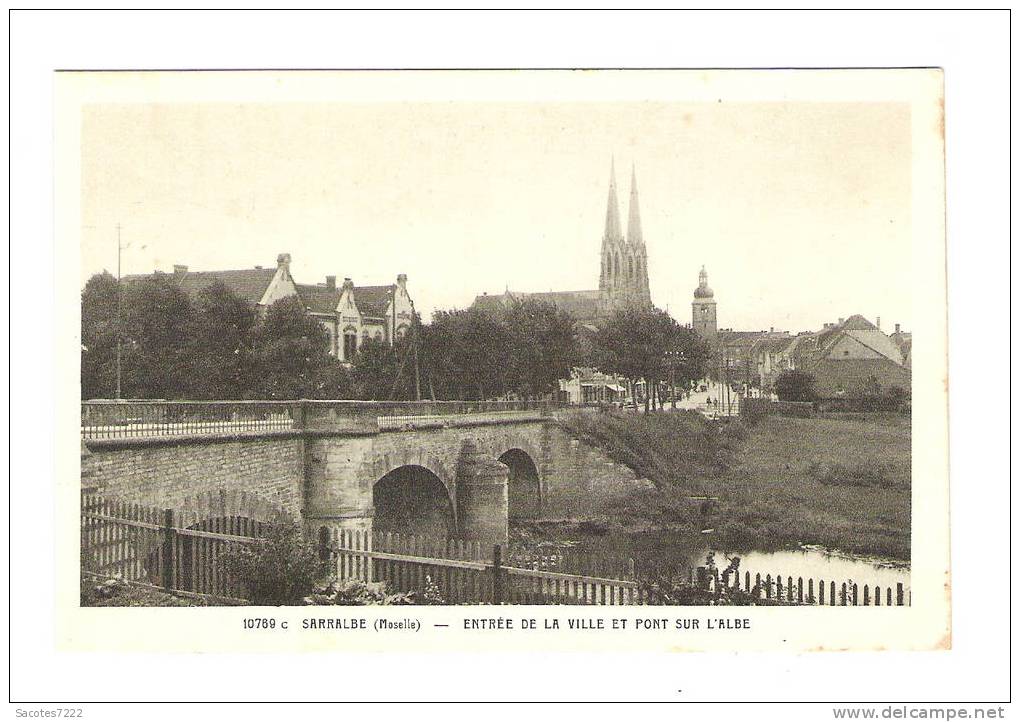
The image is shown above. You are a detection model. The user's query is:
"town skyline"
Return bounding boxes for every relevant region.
[80,100,912,334]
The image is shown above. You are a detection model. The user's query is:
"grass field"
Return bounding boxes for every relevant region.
[709,414,911,560]
[559,410,911,561]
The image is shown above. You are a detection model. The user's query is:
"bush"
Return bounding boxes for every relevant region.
[220,523,321,605]
[303,577,445,606]
[774,370,817,402]
[638,553,777,606]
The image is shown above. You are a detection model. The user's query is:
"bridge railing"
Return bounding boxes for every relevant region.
[80,400,300,440]
[81,399,569,441]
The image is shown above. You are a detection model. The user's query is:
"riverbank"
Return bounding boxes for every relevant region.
[557,410,911,561]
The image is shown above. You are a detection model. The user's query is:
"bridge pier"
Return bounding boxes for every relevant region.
[455,439,509,545]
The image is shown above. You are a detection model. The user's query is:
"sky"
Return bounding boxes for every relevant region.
[81,100,912,333]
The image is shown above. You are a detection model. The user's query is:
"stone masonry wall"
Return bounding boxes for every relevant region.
[79,419,647,532]
[537,422,651,519]
[81,437,305,521]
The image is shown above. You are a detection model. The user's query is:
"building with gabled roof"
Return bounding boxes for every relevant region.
[126,254,414,363]
[752,314,911,399]
[124,253,300,310]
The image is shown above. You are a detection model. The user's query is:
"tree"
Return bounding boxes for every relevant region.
[774,370,817,402]
[249,296,340,399]
[187,281,258,399]
[591,305,709,411]
[81,271,120,399]
[503,298,579,398]
[119,274,195,398]
[420,307,509,400]
[351,337,413,400]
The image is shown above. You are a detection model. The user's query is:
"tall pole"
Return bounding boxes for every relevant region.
[116,223,122,400]
[412,316,422,401]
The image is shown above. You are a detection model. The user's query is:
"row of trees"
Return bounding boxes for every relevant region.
[81,272,353,400]
[81,272,711,402]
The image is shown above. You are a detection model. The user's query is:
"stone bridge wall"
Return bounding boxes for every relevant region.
[80,417,644,539]
[81,436,305,522]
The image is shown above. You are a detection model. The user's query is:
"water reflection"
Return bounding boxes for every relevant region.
[710,547,909,589]
[545,527,910,589]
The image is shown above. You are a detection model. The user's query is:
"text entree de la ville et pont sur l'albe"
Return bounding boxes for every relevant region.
[299,617,751,631]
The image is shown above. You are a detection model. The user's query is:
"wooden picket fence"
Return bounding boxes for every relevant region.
[82,496,910,607]
[328,529,643,605]
[327,530,911,606]
[671,565,910,607]
[80,494,266,602]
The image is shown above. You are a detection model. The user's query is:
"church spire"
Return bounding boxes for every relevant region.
[603,158,623,244]
[627,163,643,246]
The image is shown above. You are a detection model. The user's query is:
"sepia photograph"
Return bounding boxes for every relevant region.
[11,6,1013,711]
[72,72,929,617]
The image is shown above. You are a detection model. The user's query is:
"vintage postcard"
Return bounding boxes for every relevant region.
[56,68,948,653]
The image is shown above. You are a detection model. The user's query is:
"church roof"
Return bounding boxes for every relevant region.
[626,164,643,246]
[123,267,277,306]
[602,159,624,245]
[693,266,714,299]
[519,290,602,321]
[471,289,603,323]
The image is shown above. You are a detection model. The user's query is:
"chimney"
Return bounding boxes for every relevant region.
[276,253,291,269]
[325,275,336,291]
[397,273,407,289]
[895,323,901,334]
[876,316,881,330]
[838,317,845,325]
[173,264,188,276]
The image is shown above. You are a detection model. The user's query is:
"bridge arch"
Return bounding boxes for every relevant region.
[372,464,456,539]
[499,448,541,520]
[175,488,291,527]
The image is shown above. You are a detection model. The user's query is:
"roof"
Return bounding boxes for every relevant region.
[815,313,877,347]
[841,330,904,364]
[353,285,395,318]
[801,356,911,398]
[517,290,602,321]
[718,330,767,341]
[123,268,277,306]
[471,289,603,322]
[752,334,795,354]
[296,283,340,315]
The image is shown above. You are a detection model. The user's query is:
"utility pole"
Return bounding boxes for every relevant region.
[116,223,123,400]
[412,315,422,401]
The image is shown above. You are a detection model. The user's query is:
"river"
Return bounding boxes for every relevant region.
[513,525,910,591]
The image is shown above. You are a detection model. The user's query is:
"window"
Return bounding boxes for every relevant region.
[395,325,408,341]
[342,329,357,360]
[374,330,383,342]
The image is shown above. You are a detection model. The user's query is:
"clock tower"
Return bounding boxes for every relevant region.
[692,266,717,338]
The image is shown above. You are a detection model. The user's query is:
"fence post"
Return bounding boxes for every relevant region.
[161,508,175,593]
[492,544,504,605]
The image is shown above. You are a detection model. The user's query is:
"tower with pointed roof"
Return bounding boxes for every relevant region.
[692,265,717,338]
[599,160,651,309]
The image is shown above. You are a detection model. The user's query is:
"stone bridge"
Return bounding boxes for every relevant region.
[80,402,643,544]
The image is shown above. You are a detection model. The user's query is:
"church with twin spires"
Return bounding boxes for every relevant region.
[472,160,652,325]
